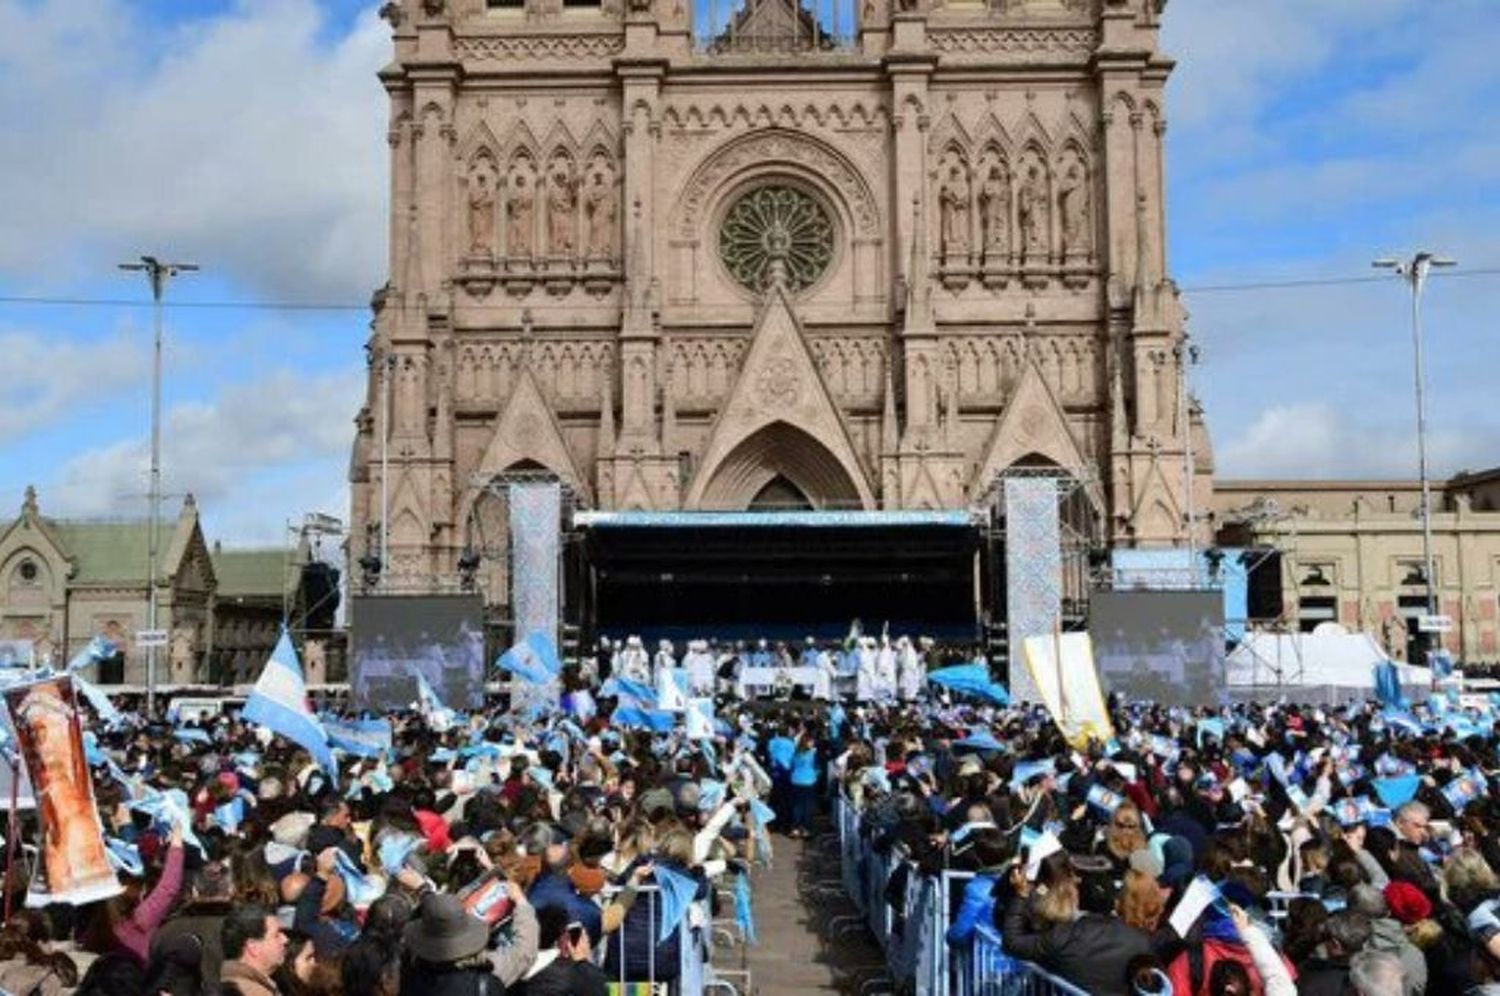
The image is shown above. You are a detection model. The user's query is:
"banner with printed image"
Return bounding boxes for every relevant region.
[3,676,122,906]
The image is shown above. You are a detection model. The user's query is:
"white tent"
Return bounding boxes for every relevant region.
[1225,624,1430,705]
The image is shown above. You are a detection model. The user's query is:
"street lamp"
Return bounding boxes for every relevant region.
[118,256,198,716]
[1373,251,1455,668]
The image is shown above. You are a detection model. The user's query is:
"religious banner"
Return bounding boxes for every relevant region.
[3,676,121,906]
[1005,478,1062,703]
[1023,632,1114,749]
[508,481,562,711]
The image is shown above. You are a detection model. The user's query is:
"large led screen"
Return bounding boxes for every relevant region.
[1089,590,1225,707]
[350,595,485,710]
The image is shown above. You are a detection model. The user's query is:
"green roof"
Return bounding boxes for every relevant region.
[49,519,175,584]
[212,548,292,598]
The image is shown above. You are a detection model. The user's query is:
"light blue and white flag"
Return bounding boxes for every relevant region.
[685,698,715,741]
[325,717,393,759]
[652,864,700,943]
[498,631,562,685]
[734,871,758,945]
[73,671,125,729]
[378,832,422,875]
[173,728,212,746]
[66,636,117,674]
[242,629,336,784]
[333,848,387,909]
[105,838,144,878]
[213,796,247,833]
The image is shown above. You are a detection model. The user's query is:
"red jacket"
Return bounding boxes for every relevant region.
[1166,938,1296,996]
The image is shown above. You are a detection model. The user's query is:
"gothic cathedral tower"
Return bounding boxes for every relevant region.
[350,0,1210,599]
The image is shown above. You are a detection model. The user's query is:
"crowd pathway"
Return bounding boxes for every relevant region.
[739,824,888,994]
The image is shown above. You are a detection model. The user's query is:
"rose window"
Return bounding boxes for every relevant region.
[718,185,834,293]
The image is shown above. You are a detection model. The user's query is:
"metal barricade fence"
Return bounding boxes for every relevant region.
[833,791,1114,996]
[596,883,712,995]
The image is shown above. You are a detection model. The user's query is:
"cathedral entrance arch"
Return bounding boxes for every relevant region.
[692,420,866,510]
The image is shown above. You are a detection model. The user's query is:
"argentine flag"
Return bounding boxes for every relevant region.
[498,631,562,685]
[243,629,337,784]
[411,668,458,733]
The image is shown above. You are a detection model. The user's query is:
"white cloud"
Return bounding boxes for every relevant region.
[1217,402,1498,480]
[0,326,149,442]
[0,0,389,301]
[49,368,363,521]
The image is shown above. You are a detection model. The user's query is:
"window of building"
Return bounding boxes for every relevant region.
[1297,595,1336,633]
[563,0,601,8]
[17,559,37,584]
[487,0,524,9]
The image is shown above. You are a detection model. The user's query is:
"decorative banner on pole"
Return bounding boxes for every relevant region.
[1005,478,1062,704]
[508,481,562,713]
[3,676,122,906]
[1023,632,1114,749]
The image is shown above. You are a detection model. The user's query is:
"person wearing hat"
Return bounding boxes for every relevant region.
[511,904,607,996]
[399,892,506,996]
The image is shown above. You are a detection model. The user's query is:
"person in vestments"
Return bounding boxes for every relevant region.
[874,634,898,703]
[652,640,676,684]
[684,639,715,697]
[799,637,819,668]
[897,636,925,703]
[618,636,650,684]
[855,637,879,703]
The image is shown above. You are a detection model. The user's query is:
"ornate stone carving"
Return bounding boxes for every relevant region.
[937,159,971,261]
[977,157,1011,261]
[506,156,537,258]
[1057,152,1091,257]
[677,129,880,241]
[581,154,618,259]
[545,155,577,258]
[718,184,835,293]
[466,158,498,255]
[1017,155,1050,260]
[454,36,627,62]
[927,28,1098,56]
[755,354,804,408]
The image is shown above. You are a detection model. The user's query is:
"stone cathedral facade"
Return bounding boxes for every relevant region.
[350,0,1212,600]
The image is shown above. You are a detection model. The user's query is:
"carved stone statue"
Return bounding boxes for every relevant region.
[938,164,970,259]
[1058,162,1090,256]
[583,166,618,259]
[467,167,495,255]
[547,165,576,257]
[507,172,534,257]
[1018,163,1049,258]
[977,162,1011,259]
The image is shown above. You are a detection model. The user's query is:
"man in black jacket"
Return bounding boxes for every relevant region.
[512,905,607,996]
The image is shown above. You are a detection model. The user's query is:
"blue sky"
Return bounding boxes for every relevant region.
[0,0,1496,543]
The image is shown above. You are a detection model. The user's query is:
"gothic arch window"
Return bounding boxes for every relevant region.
[717,183,835,294]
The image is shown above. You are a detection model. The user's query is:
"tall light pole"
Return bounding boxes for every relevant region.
[119,256,198,715]
[1374,251,1455,667]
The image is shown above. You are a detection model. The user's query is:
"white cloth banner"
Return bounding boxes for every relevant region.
[1022,632,1113,748]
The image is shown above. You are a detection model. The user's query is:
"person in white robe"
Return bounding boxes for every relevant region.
[684,639,716,697]
[813,644,837,701]
[653,639,676,683]
[897,635,925,702]
[619,635,651,684]
[875,634,898,702]
[855,637,879,702]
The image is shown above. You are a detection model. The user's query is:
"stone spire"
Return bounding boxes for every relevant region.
[22,485,38,516]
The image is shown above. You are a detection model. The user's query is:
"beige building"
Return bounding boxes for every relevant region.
[0,488,216,683]
[0,488,339,686]
[349,0,1211,604]
[1213,474,1500,667]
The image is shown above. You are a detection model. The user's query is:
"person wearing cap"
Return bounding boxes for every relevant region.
[511,905,606,996]
[1347,883,1426,996]
[398,892,506,996]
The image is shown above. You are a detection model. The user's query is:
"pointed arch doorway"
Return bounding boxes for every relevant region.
[693,420,865,511]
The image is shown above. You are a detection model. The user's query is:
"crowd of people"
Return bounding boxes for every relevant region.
[835,691,1500,996]
[0,632,1498,996]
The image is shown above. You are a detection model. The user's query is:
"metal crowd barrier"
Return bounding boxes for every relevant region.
[832,790,1096,996]
[595,883,748,995]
